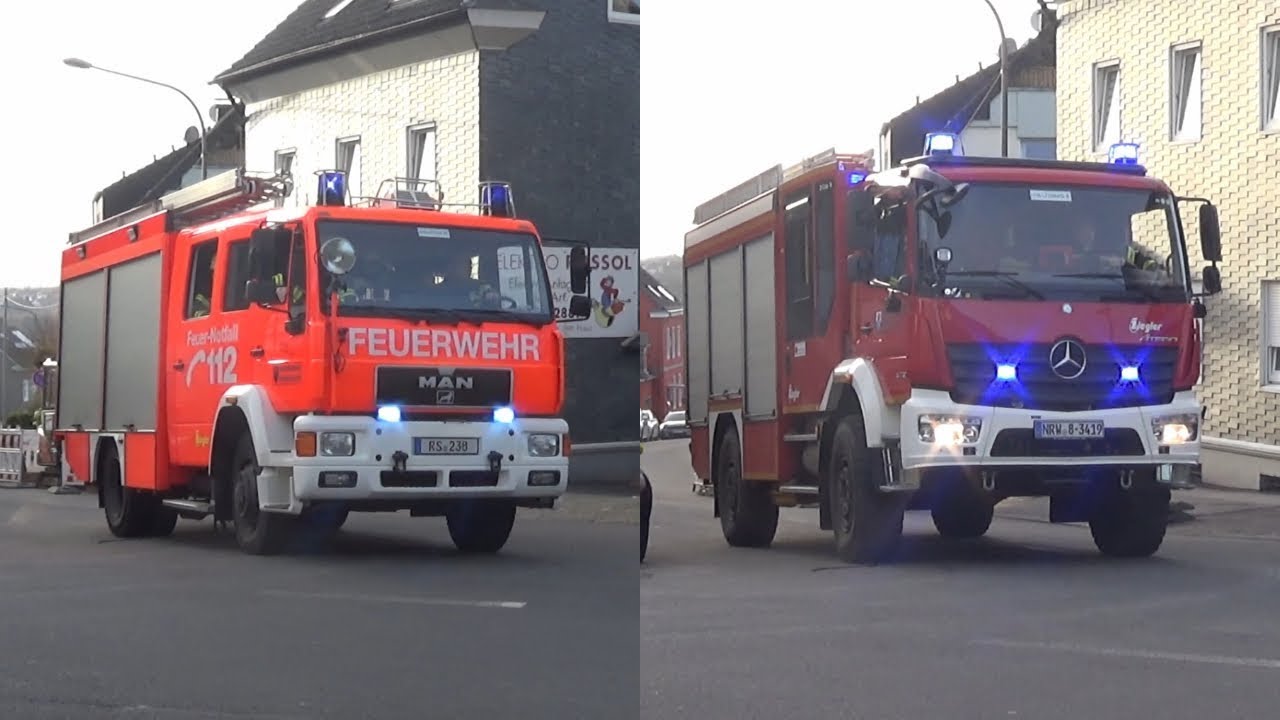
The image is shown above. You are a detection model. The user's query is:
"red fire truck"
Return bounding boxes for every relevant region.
[55,168,591,555]
[682,138,1222,563]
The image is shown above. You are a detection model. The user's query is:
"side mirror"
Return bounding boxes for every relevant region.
[567,294,592,319]
[1198,203,1221,262]
[1201,265,1222,295]
[569,245,590,294]
[845,252,871,283]
[247,227,286,304]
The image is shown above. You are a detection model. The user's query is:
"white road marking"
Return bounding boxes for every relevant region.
[974,638,1280,670]
[260,589,525,609]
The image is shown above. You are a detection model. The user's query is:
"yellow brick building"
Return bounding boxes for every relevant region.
[1057,0,1280,489]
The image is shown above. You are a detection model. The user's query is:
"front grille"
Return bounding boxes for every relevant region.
[946,342,1178,411]
[375,366,512,409]
[989,428,1146,457]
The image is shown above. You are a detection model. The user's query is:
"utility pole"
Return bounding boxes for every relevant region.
[1,289,8,423]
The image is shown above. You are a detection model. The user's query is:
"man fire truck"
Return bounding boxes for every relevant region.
[54,168,592,555]
[682,136,1222,563]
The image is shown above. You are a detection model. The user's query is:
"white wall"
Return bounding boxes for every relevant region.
[243,50,481,210]
[962,88,1057,159]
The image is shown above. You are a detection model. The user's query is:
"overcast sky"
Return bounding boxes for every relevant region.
[640,0,1038,259]
[1,0,1039,286]
[1,0,298,289]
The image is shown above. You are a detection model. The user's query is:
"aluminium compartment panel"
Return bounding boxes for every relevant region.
[103,252,163,429]
[57,271,108,430]
[743,233,777,418]
[708,249,745,399]
[684,259,710,424]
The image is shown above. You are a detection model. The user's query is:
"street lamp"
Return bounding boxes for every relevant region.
[63,57,208,180]
[978,0,1011,157]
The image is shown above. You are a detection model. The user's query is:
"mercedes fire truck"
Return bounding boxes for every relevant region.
[55,168,592,555]
[682,137,1223,563]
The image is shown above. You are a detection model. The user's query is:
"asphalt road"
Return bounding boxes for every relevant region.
[641,438,1280,720]
[0,487,640,720]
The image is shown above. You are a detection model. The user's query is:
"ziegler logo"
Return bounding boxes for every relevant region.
[1129,318,1163,334]
[418,375,475,390]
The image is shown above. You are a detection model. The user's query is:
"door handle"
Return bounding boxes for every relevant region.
[173,360,185,370]
[860,324,874,335]
[249,346,265,357]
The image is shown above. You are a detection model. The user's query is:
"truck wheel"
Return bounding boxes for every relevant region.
[446,500,517,553]
[640,471,653,562]
[100,443,155,538]
[147,505,180,537]
[229,433,292,555]
[931,482,995,539]
[1089,479,1169,558]
[715,428,778,548]
[828,414,907,564]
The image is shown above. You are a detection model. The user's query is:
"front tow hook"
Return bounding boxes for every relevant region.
[487,451,503,473]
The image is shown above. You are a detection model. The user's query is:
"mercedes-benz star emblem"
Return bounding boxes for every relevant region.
[1048,339,1087,380]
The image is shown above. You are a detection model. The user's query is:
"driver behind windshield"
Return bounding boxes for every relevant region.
[428,253,502,309]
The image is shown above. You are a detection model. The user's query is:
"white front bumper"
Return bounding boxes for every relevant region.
[290,415,570,501]
[899,389,1201,471]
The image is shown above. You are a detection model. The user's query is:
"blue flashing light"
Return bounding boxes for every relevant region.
[1119,365,1140,382]
[493,406,516,424]
[995,363,1018,381]
[317,171,347,206]
[1108,142,1140,165]
[848,171,868,185]
[924,132,961,156]
[481,182,514,218]
[376,405,402,423]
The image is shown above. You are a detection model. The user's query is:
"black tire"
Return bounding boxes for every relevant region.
[828,414,908,564]
[931,482,995,539]
[446,500,517,553]
[147,505,180,537]
[100,443,156,538]
[714,427,778,548]
[1089,479,1170,558]
[229,432,293,555]
[640,471,653,562]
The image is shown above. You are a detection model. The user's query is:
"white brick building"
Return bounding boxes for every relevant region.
[1057,0,1280,490]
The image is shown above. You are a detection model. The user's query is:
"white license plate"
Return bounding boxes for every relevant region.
[1033,420,1104,439]
[414,437,480,455]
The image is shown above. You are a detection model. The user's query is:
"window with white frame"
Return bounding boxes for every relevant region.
[1265,281,1280,386]
[1093,61,1121,152]
[1263,25,1280,131]
[335,136,361,197]
[406,123,437,185]
[274,149,295,177]
[607,0,638,25]
[1170,42,1202,141]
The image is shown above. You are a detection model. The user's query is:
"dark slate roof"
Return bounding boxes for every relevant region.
[640,268,681,313]
[94,103,246,219]
[879,11,1058,166]
[214,0,529,84]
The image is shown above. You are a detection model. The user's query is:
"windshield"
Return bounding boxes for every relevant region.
[317,220,554,322]
[917,183,1190,303]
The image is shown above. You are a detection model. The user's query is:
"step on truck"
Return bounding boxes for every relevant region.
[54,168,592,555]
[682,137,1223,563]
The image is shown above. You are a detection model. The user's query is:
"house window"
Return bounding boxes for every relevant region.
[1092,61,1121,152]
[1263,25,1280,132]
[1170,43,1202,142]
[406,123,437,185]
[1265,281,1280,387]
[1022,139,1057,159]
[335,136,361,197]
[607,0,638,25]
[274,149,295,177]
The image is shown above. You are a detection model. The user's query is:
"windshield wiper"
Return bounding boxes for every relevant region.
[1051,272,1125,279]
[942,270,1045,300]
[1051,272,1174,302]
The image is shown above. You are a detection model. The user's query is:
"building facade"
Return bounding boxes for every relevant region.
[214,1,640,466]
[1057,0,1280,490]
[639,268,683,419]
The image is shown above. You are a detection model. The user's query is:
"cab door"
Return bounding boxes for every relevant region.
[166,235,226,467]
[257,227,317,412]
[852,192,915,369]
[780,180,841,413]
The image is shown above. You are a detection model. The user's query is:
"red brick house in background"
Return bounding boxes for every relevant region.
[639,268,684,418]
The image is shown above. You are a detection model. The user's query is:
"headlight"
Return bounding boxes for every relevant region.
[1152,414,1198,445]
[918,415,982,446]
[319,432,355,457]
[527,433,560,457]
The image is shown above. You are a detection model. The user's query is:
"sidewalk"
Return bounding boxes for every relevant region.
[998,483,1280,528]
